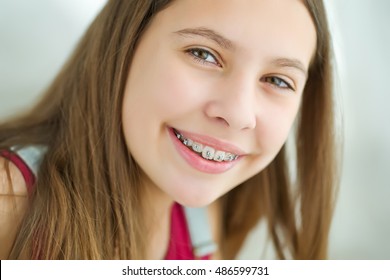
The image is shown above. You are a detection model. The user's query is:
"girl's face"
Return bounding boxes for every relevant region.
[122,0,316,207]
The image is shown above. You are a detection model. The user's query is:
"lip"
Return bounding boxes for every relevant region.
[167,127,244,174]
[173,128,246,156]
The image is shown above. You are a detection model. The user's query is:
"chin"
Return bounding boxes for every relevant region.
[167,181,226,208]
[175,196,217,208]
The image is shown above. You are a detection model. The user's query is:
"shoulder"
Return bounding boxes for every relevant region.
[0,156,29,259]
[0,156,29,196]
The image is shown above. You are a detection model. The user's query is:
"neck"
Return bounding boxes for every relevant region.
[140,174,174,259]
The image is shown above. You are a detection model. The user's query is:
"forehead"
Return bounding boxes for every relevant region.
[151,0,317,66]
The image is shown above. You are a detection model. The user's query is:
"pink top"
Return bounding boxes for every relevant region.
[1,149,210,260]
[166,203,209,260]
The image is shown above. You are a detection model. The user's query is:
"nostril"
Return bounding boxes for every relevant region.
[215,117,229,126]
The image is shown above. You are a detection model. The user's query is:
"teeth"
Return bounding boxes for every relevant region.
[192,142,203,153]
[183,138,193,147]
[213,151,225,162]
[224,153,235,161]
[174,129,239,162]
[202,146,215,160]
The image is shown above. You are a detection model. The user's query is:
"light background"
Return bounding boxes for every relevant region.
[0,0,389,259]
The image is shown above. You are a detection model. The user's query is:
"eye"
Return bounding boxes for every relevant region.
[185,48,221,67]
[262,76,295,91]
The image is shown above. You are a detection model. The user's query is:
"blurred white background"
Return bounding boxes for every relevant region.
[0,1,389,259]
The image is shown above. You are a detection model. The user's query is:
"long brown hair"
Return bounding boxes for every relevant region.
[0,0,339,259]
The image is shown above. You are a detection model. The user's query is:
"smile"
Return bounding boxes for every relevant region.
[173,129,239,162]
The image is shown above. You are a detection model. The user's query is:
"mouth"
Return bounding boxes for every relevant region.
[168,127,243,174]
[173,128,240,162]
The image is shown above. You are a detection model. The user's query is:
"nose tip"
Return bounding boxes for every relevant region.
[204,101,257,131]
[204,72,258,131]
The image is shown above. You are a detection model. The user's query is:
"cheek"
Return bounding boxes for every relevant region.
[154,70,196,116]
[257,100,300,153]
[143,61,209,119]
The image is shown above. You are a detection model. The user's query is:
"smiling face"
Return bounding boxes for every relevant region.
[122,0,317,207]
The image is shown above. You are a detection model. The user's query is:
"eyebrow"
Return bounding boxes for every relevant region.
[269,58,308,78]
[174,27,234,50]
[174,27,308,77]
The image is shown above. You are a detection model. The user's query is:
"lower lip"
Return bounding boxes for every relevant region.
[168,127,240,174]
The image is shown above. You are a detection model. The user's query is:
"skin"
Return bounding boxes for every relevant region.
[122,0,316,258]
[0,158,29,259]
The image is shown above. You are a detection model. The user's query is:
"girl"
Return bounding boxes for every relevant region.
[0,0,339,259]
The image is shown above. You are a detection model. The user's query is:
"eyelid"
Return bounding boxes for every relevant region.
[184,47,223,67]
[261,75,296,92]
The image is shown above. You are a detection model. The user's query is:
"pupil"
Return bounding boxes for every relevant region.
[197,50,207,59]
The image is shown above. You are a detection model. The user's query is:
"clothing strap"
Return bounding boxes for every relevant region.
[10,145,47,178]
[3,145,217,258]
[0,149,36,194]
[183,206,217,258]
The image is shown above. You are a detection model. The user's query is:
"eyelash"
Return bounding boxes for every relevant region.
[261,76,295,91]
[185,48,295,92]
[185,48,222,67]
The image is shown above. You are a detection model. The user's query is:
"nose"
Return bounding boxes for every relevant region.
[204,74,257,131]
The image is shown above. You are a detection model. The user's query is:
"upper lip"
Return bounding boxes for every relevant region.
[172,127,247,156]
